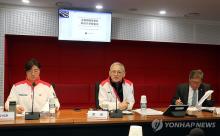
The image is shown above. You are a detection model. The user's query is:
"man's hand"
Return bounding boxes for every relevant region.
[119,101,129,110]
[55,107,59,112]
[175,98,183,105]
[16,105,24,114]
[207,94,212,100]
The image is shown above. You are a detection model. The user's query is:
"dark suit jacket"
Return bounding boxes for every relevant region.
[171,83,214,107]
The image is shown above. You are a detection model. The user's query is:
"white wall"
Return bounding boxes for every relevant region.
[0,7,5,106]
[1,5,220,105]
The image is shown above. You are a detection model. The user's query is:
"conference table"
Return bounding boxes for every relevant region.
[0,108,220,136]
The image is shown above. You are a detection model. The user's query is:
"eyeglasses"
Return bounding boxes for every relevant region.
[190,79,202,85]
[111,70,124,75]
[27,68,40,74]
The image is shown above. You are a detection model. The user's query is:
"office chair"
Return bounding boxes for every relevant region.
[95,82,101,109]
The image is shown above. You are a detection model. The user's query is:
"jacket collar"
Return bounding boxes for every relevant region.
[25,77,40,86]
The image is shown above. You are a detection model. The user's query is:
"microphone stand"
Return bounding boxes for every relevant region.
[109,83,123,118]
[25,82,40,120]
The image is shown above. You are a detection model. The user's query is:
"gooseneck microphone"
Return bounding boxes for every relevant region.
[115,83,119,111]
[25,82,40,120]
[109,83,123,118]
[31,82,36,113]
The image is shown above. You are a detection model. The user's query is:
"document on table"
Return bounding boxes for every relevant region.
[16,111,25,117]
[197,90,213,106]
[201,107,215,112]
[133,108,163,115]
[122,110,133,115]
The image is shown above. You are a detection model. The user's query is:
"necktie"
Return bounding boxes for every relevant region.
[192,90,197,106]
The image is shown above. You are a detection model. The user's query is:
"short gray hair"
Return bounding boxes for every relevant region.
[109,62,125,72]
[189,69,204,80]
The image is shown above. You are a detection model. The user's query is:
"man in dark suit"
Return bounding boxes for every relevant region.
[172,69,214,107]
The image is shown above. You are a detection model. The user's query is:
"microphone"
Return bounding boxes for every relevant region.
[51,83,56,89]
[31,82,36,113]
[109,82,123,118]
[25,82,40,120]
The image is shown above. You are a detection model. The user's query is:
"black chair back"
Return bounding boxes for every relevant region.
[95,82,101,109]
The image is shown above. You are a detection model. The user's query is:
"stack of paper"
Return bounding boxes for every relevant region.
[133,108,163,115]
[197,90,213,106]
[201,107,215,112]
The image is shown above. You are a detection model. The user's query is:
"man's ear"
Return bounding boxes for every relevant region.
[109,71,111,77]
[123,72,126,78]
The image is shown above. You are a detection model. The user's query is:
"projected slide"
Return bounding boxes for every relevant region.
[59,9,112,42]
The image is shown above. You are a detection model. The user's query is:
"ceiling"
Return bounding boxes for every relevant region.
[1,0,220,20]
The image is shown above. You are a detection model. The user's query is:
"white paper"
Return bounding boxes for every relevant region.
[201,107,215,111]
[197,90,213,106]
[187,106,199,112]
[122,110,133,115]
[133,108,163,115]
[16,111,25,117]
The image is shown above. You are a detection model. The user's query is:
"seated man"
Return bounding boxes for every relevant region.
[98,62,135,111]
[171,69,214,107]
[5,58,60,114]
